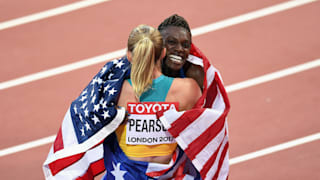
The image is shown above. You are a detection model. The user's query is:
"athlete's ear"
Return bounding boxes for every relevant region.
[127,51,132,62]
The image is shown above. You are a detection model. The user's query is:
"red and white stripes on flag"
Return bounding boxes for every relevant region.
[43,108,126,180]
[158,44,231,180]
[42,44,230,180]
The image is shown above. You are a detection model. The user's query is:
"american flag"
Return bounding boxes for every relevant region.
[43,57,130,179]
[158,44,231,180]
[43,44,230,180]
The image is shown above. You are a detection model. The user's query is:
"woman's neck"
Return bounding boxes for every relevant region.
[152,67,162,79]
[152,59,163,79]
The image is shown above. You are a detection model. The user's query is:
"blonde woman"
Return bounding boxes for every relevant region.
[102,24,202,179]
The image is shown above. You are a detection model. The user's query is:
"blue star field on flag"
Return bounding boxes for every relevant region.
[70,57,131,143]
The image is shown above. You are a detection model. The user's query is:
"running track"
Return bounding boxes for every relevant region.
[0,0,319,179]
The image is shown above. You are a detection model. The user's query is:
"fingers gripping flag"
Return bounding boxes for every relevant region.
[43,57,130,179]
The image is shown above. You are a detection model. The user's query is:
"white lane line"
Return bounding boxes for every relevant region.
[0,49,126,90]
[0,0,317,90]
[0,0,111,31]
[1,131,319,167]
[230,132,320,165]
[0,135,56,157]
[226,58,320,93]
[0,58,319,157]
[191,0,318,36]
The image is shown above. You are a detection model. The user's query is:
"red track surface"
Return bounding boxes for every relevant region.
[1,0,319,179]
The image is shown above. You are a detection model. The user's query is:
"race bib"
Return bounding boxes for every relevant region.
[126,102,179,145]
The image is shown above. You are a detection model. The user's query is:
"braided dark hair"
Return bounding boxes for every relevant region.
[158,14,191,34]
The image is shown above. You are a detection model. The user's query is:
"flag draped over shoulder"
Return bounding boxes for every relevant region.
[158,44,231,180]
[43,57,130,180]
[43,44,230,180]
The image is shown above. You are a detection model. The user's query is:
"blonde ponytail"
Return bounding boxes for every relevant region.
[127,25,163,98]
[131,37,155,97]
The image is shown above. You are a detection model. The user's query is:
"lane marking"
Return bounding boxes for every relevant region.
[0,49,126,90]
[192,0,318,36]
[0,0,318,90]
[226,58,320,92]
[229,132,320,165]
[1,130,319,167]
[0,136,56,157]
[0,0,111,31]
[0,59,319,157]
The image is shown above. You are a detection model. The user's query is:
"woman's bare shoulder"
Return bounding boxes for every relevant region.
[180,78,201,98]
[118,80,137,107]
[168,78,202,110]
[173,78,201,93]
